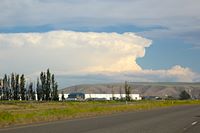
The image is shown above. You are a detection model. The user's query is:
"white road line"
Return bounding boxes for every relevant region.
[191,121,198,126]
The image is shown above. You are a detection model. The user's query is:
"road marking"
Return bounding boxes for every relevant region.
[183,121,198,131]
[191,121,198,126]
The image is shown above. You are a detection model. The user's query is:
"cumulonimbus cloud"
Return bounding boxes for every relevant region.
[0,30,151,73]
[0,30,198,83]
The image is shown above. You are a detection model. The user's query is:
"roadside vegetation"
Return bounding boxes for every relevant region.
[0,70,199,128]
[0,100,200,128]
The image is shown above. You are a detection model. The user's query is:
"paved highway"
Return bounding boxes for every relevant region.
[0,105,200,133]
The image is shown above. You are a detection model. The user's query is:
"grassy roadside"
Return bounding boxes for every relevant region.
[0,100,200,128]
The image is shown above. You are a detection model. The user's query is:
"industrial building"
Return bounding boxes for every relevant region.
[59,93,141,101]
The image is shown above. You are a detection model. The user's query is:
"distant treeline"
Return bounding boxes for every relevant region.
[0,69,59,101]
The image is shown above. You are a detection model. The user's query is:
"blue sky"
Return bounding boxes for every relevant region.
[0,0,200,87]
[138,38,200,72]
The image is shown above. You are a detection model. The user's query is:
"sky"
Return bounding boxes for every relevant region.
[0,0,200,88]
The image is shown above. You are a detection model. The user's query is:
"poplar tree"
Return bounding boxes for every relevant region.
[52,74,59,101]
[11,73,17,100]
[20,74,26,100]
[0,80,2,100]
[54,83,59,100]
[7,76,12,100]
[39,69,58,101]
[28,82,34,100]
[40,72,46,100]
[15,74,20,100]
[61,91,65,101]
[3,74,9,100]
[46,69,51,100]
[36,78,42,101]
[125,81,131,101]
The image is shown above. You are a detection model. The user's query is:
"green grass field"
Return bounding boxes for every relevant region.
[0,100,200,128]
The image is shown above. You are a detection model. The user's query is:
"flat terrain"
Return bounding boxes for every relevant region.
[0,105,200,133]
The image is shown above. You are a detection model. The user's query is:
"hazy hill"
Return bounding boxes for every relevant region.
[59,82,200,98]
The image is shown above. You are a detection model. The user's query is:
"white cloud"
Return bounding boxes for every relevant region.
[0,30,151,74]
[0,30,199,85]
[133,65,198,82]
[56,65,199,87]
[167,65,195,81]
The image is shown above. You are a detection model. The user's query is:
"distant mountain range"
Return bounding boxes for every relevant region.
[59,82,200,99]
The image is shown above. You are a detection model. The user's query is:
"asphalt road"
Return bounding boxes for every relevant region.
[0,105,200,133]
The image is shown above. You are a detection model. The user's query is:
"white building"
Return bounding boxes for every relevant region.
[59,93,141,101]
[86,94,141,100]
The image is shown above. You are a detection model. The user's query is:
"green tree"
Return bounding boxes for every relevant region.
[125,81,131,101]
[15,74,20,100]
[28,82,34,100]
[61,91,65,101]
[46,69,51,100]
[52,74,59,101]
[20,74,26,100]
[7,76,12,100]
[179,90,191,100]
[36,78,42,101]
[40,72,46,100]
[11,73,17,100]
[3,74,9,100]
[0,80,2,100]
[54,83,59,101]
[38,69,59,101]
[11,73,15,100]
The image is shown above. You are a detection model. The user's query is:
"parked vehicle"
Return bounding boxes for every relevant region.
[67,92,85,101]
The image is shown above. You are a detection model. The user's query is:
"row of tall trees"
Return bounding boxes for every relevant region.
[0,73,28,100]
[37,69,59,101]
[0,69,58,101]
